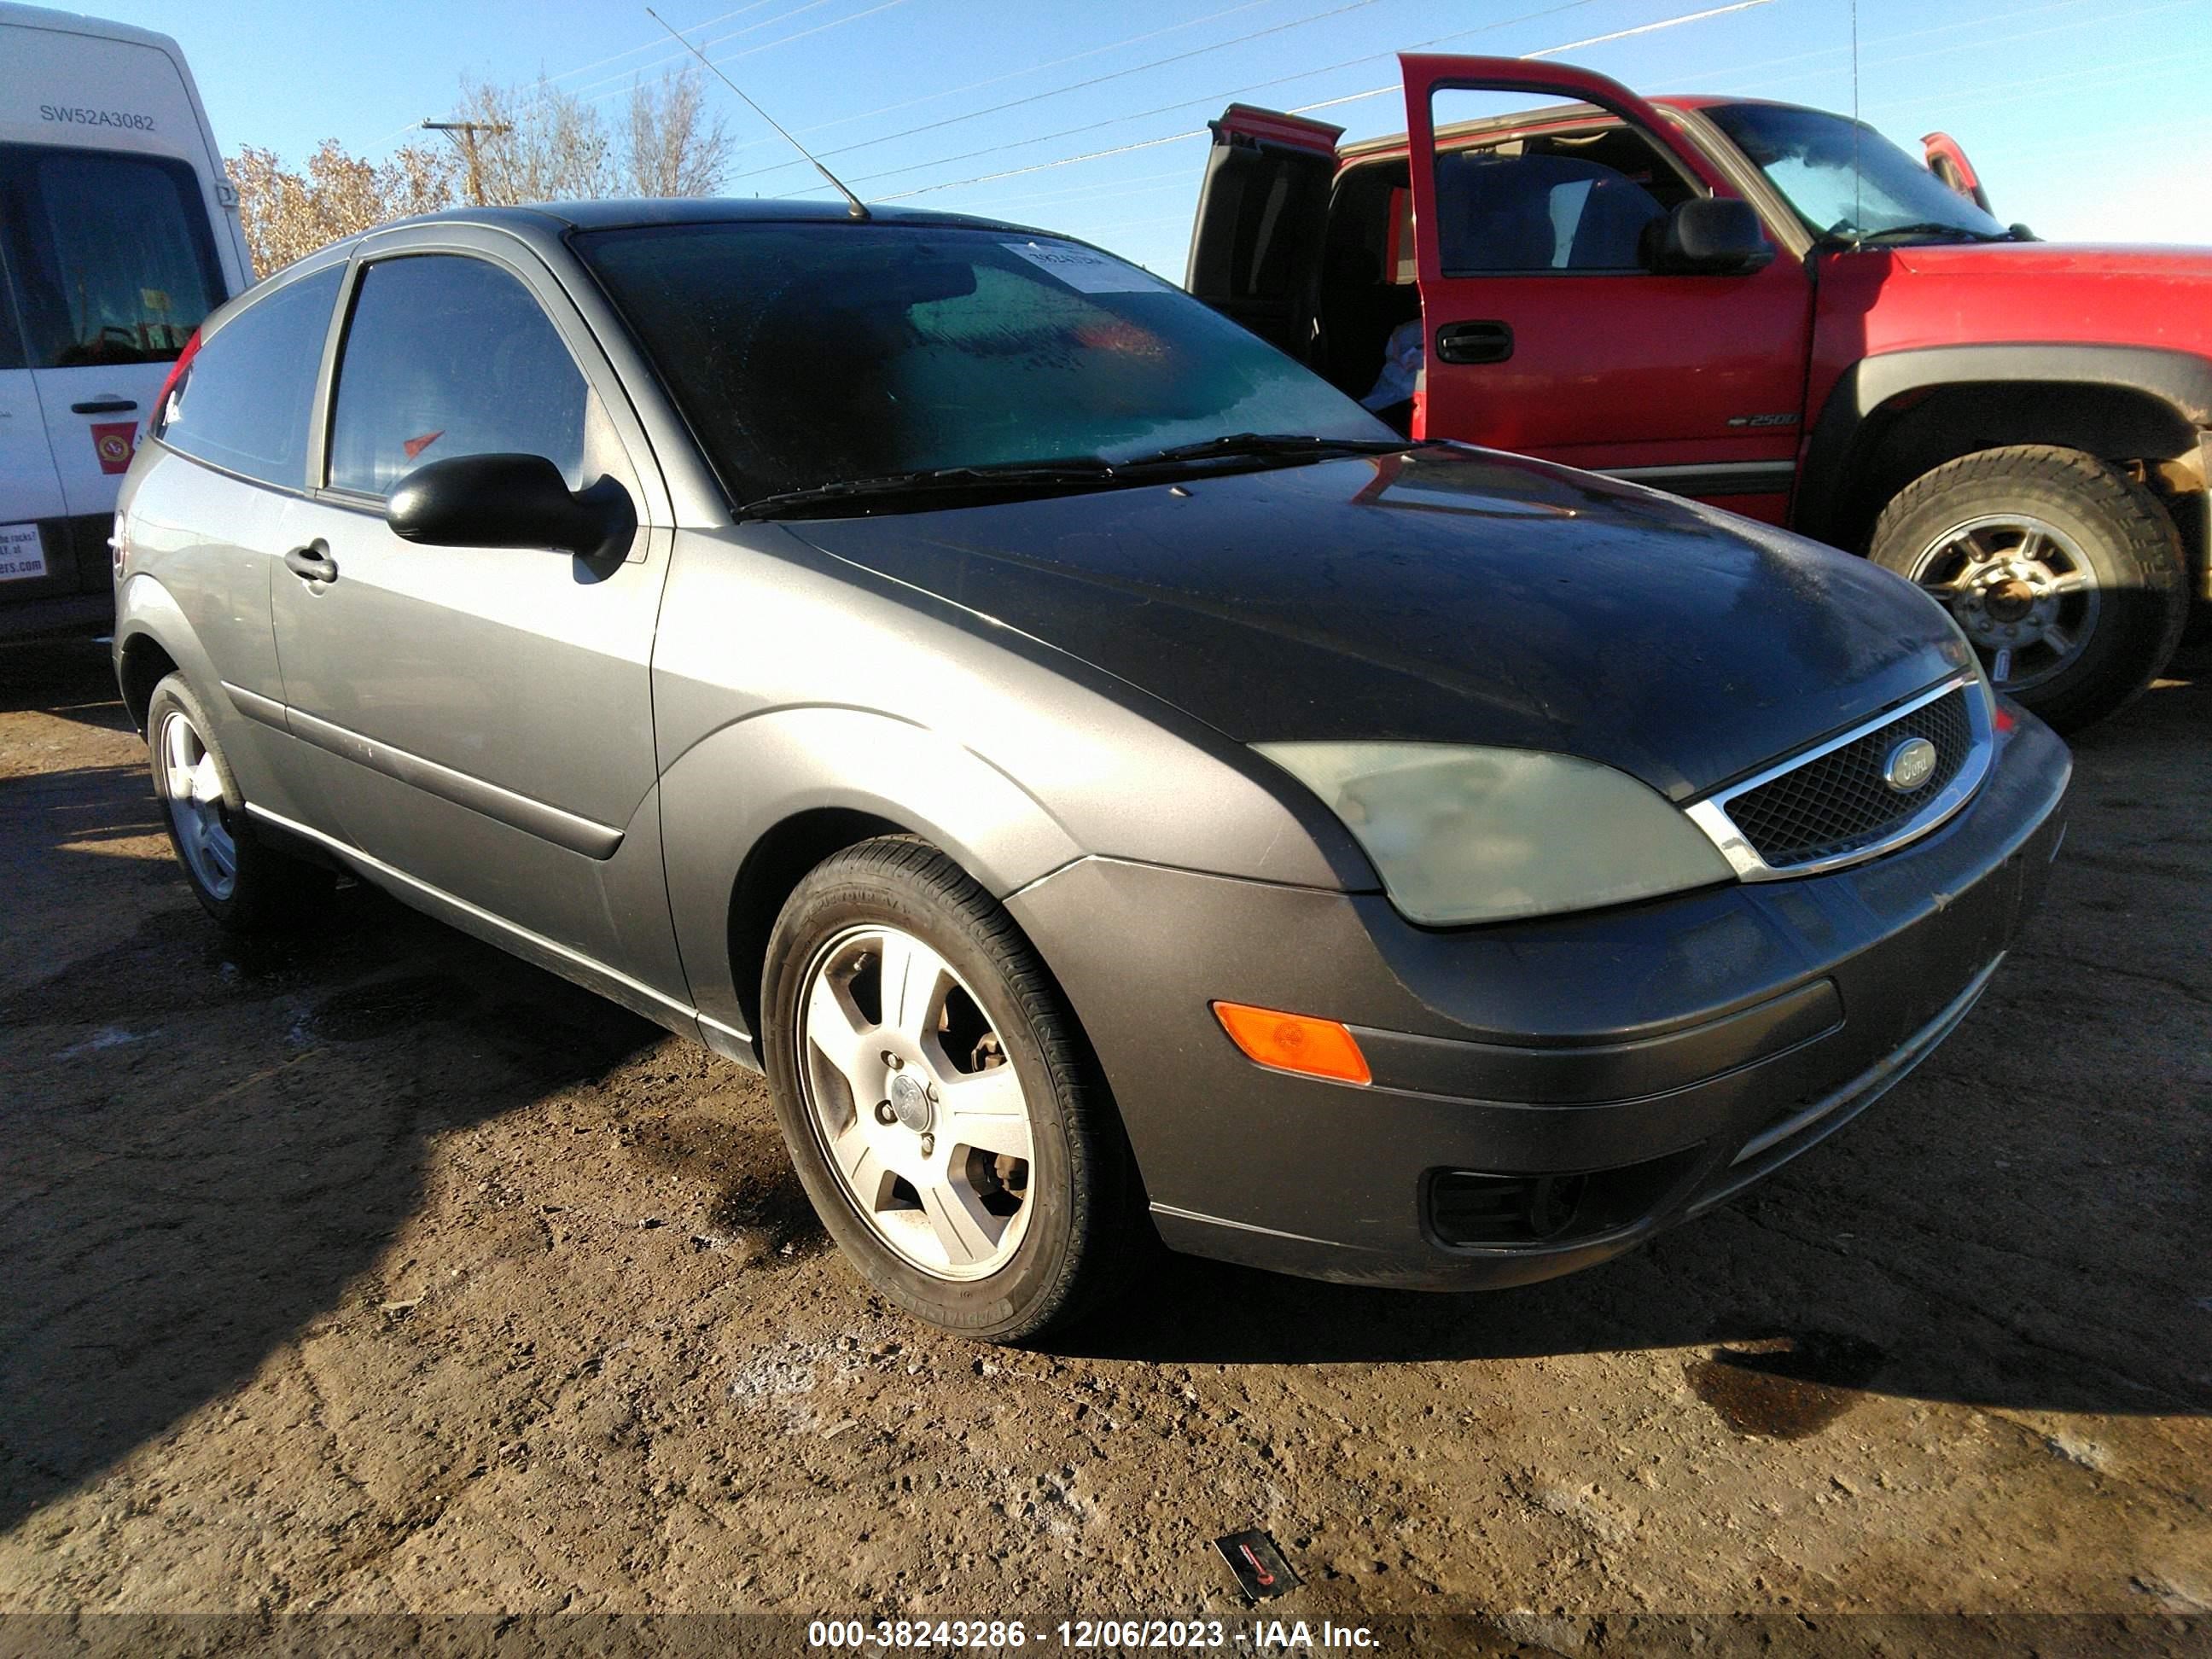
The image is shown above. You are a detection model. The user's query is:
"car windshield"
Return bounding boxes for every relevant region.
[1705,102,2007,244]
[573,221,1389,506]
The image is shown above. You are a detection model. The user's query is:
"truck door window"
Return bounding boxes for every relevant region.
[1425,93,1695,276]
[0,144,222,367]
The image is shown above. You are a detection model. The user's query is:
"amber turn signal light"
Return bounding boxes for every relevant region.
[1211,1001,1371,1086]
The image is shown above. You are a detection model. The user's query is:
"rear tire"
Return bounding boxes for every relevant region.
[146,672,332,930]
[761,837,1144,1342]
[1868,445,2188,731]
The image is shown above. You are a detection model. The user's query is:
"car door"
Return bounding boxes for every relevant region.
[1400,55,1815,525]
[0,143,226,531]
[268,234,686,1003]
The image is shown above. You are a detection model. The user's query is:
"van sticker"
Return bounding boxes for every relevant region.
[1002,242,1164,294]
[38,105,155,131]
[0,524,48,583]
[91,422,137,475]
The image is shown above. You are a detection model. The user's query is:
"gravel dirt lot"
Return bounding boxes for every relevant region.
[0,636,2207,1644]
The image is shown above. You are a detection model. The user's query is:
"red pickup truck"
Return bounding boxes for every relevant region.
[1188,55,2209,730]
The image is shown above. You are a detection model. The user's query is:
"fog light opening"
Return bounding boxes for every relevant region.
[1427,1146,1706,1250]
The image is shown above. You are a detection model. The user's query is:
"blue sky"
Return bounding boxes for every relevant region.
[93,0,2212,276]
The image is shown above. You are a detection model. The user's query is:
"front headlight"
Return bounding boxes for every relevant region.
[1255,742,1735,926]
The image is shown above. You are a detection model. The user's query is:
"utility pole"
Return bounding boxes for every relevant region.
[420,119,510,207]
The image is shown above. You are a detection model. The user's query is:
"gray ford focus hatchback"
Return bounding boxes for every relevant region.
[112,201,2069,1340]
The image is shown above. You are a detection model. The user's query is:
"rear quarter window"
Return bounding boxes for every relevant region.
[157,265,341,488]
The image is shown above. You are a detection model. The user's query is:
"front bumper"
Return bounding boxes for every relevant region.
[1008,709,2070,1289]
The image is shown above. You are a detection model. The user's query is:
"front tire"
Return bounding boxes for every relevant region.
[761,837,1141,1342]
[146,673,332,929]
[1868,445,2188,731]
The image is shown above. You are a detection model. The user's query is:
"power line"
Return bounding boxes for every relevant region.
[864,0,1773,204]
[544,0,790,85]
[720,0,1280,158]
[839,0,1609,195]
[568,0,886,102]
[731,0,1396,183]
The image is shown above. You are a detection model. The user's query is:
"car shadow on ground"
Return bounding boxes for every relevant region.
[1065,646,2212,1420]
[0,636,134,731]
[0,879,662,1534]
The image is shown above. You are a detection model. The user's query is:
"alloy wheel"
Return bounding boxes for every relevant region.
[158,708,238,902]
[795,923,1036,1280]
[1907,512,2100,693]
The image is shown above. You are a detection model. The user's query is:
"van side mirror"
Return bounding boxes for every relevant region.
[1645,198,1773,276]
[387,453,635,560]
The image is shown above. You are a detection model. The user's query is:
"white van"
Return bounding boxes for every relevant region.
[1,2,251,639]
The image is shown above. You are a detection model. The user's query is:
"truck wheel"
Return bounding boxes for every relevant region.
[1869,445,2188,731]
[146,672,333,929]
[760,836,1144,1342]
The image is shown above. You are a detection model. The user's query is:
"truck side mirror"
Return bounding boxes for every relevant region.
[1646,198,1773,276]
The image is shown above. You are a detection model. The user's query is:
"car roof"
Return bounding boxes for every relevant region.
[374,197,1041,238]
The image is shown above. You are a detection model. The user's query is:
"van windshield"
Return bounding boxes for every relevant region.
[0,144,224,367]
[574,221,1388,507]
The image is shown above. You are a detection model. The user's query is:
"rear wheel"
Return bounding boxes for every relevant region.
[761,836,1142,1342]
[1868,445,2188,731]
[146,673,332,928]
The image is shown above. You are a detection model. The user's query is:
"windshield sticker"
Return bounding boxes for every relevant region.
[1001,242,1163,294]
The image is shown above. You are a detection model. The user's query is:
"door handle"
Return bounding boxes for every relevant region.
[283,541,338,584]
[1434,320,1514,365]
[71,398,139,415]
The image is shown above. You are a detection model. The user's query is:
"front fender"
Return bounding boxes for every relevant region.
[658,704,1087,1038]
[1797,342,2212,544]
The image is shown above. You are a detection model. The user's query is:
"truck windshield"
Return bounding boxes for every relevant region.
[574,221,1388,507]
[1705,102,2007,245]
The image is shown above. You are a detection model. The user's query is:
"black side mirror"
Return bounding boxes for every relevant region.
[387,452,635,560]
[1644,198,1773,276]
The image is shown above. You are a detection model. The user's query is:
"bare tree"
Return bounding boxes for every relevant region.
[228,140,457,278]
[626,66,732,197]
[455,75,616,206]
[225,66,730,279]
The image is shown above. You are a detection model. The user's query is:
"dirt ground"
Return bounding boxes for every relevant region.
[0,635,2207,1644]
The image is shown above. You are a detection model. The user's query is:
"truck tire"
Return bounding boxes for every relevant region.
[760,835,1145,1342]
[1868,445,2188,731]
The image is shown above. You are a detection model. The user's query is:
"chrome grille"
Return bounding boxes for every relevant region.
[1727,690,1973,866]
[1686,677,1994,881]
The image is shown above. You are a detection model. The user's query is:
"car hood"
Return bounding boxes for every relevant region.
[784,447,1972,801]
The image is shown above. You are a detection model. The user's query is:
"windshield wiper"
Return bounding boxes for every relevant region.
[739,457,1116,518]
[1115,432,1427,469]
[1831,221,2010,248]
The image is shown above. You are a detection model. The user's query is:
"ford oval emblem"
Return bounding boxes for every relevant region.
[1883,736,1939,793]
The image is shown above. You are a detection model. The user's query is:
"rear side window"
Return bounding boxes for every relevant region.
[327,255,587,498]
[158,265,341,487]
[0,143,224,366]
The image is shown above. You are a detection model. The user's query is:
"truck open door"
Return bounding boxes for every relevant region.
[1185,105,1342,359]
[1922,131,1991,212]
[1397,53,1813,523]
